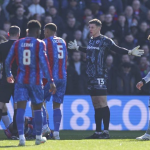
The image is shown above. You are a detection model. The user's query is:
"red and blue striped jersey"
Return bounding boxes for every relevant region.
[5,37,54,85]
[44,36,67,80]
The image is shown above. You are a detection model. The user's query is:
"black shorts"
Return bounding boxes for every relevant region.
[88,77,107,96]
[0,78,14,103]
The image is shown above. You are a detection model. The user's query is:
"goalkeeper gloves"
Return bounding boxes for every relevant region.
[68,40,79,50]
[128,46,144,57]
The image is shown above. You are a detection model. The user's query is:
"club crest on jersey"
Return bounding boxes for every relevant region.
[96,40,100,44]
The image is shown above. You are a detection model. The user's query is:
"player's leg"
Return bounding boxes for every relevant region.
[52,80,66,140]
[136,103,150,140]
[16,100,27,146]
[29,85,47,145]
[2,104,10,128]
[14,83,29,146]
[92,95,110,139]
[0,102,5,121]
[42,103,51,137]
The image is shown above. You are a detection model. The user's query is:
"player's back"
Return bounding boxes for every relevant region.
[13,37,45,85]
[44,36,67,80]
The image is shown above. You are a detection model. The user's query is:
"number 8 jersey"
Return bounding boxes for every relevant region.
[44,36,67,80]
[5,37,54,85]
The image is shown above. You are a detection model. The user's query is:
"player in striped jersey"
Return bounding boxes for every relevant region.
[43,23,67,140]
[5,20,56,146]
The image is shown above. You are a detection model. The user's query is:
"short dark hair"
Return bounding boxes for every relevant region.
[9,26,20,36]
[27,20,41,31]
[44,23,57,32]
[89,19,102,27]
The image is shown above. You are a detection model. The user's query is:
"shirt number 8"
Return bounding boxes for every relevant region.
[23,49,31,65]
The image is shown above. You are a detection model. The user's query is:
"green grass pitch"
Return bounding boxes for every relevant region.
[0,130,150,150]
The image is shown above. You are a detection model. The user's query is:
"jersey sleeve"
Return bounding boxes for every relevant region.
[39,41,54,83]
[108,38,128,54]
[5,42,16,77]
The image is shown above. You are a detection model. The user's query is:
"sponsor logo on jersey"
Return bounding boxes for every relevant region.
[21,43,33,47]
[87,46,99,50]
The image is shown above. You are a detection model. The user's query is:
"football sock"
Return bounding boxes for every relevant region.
[16,108,25,135]
[19,134,25,140]
[95,108,102,132]
[53,109,61,132]
[47,119,49,127]
[2,112,10,128]
[102,106,110,130]
[13,109,17,131]
[42,105,48,127]
[32,118,36,135]
[0,109,2,121]
[146,107,150,134]
[34,110,43,135]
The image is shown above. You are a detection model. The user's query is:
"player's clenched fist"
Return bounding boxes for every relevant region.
[136,81,144,90]
[7,76,14,83]
[49,82,57,94]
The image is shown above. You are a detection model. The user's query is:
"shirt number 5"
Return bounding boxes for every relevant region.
[57,45,64,59]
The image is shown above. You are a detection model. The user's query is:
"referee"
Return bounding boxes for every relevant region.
[0,26,20,138]
[68,19,144,139]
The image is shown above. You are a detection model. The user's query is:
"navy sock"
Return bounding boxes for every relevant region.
[16,108,25,135]
[53,109,61,132]
[42,105,47,126]
[95,108,103,132]
[34,110,43,135]
[102,106,110,130]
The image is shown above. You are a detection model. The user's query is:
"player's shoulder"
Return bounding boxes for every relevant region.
[37,38,46,45]
[101,35,114,43]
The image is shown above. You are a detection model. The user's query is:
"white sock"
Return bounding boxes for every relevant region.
[36,135,42,140]
[19,134,25,140]
[2,115,10,128]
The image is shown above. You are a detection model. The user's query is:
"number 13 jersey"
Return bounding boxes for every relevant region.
[5,37,54,85]
[44,36,67,80]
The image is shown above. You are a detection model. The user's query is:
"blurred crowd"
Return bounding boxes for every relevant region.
[0,0,150,95]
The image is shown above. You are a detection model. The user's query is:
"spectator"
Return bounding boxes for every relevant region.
[67,51,88,95]
[132,0,146,21]
[74,30,83,47]
[106,55,117,94]
[3,22,11,34]
[108,5,118,21]
[10,6,28,38]
[115,14,129,42]
[62,0,83,22]
[116,62,140,95]
[139,56,150,78]
[105,31,114,39]
[101,0,123,14]
[48,6,65,36]
[101,13,116,35]
[28,0,45,16]
[6,0,30,18]
[121,33,137,50]
[141,44,150,60]
[124,6,134,28]
[63,17,81,43]
[82,15,93,46]
[130,23,139,39]
[137,21,149,45]
[0,5,7,30]
[146,10,150,25]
